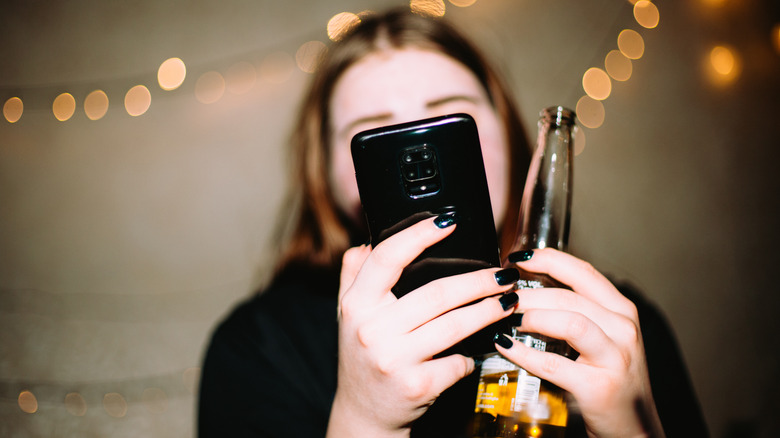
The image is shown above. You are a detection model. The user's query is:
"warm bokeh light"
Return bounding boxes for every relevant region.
[707,45,741,85]
[327,12,361,41]
[53,92,76,121]
[582,67,612,101]
[576,95,605,129]
[183,367,201,395]
[18,390,38,414]
[259,51,295,84]
[772,24,780,55]
[103,392,128,418]
[296,40,328,74]
[699,0,725,6]
[633,1,659,29]
[710,46,735,75]
[226,61,257,94]
[574,125,586,156]
[618,29,645,60]
[84,89,109,120]
[64,392,87,416]
[3,97,23,123]
[195,71,226,104]
[449,0,477,7]
[605,50,633,81]
[158,57,187,91]
[410,0,446,17]
[125,85,151,116]
[143,387,169,414]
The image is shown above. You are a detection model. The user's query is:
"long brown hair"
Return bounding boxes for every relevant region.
[272,8,531,274]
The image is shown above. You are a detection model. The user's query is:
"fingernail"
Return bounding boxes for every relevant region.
[494,332,514,349]
[433,210,458,229]
[498,291,519,311]
[506,312,523,328]
[508,250,534,263]
[494,268,520,286]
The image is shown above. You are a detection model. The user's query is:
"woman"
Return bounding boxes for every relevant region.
[198,8,707,437]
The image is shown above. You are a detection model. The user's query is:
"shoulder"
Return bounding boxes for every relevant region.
[198,264,341,436]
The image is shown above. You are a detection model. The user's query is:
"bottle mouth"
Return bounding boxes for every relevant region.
[540,106,576,126]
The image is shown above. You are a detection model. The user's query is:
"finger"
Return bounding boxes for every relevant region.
[516,288,631,342]
[494,333,589,396]
[418,354,476,402]
[339,245,371,296]
[518,309,624,369]
[511,248,635,317]
[349,215,456,307]
[338,245,372,318]
[390,267,519,334]
[406,292,518,361]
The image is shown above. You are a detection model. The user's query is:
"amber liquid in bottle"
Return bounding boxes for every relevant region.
[471,106,577,438]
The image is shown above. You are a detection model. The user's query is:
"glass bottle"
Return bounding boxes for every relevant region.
[471,106,577,438]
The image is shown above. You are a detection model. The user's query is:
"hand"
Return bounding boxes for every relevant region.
[326,215,520,438]
[496,248,665,438]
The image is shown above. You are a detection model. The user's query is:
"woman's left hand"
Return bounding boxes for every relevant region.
[496,248,665,438]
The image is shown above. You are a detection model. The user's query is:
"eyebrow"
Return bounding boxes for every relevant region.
[337,94,482,139]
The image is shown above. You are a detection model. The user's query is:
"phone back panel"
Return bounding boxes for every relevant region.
[351,113,501,298]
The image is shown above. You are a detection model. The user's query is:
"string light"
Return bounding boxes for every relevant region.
[3,97,23,123]
[296,40,328,74]
[633,1,660,29]
[158,57,187,91]
[195,71,226,104]
[449,0,477,6]
[52,92,76,121]
[64,392,88,416]
[618,29,645,60]
[604,50,633,81]
[103,392,128,418]
[327,12,361,41]
[84,90,109,120]
[18,390,38,414]
[125,85,152,116]
[410,0,446,17]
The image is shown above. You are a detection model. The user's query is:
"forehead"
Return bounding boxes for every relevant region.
[330,48,487,120]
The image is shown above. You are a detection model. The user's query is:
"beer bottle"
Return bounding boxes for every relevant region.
[471,106,577,438]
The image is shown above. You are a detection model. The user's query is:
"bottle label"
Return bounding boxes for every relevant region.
[512,369,541,410]
[517,278,544,289]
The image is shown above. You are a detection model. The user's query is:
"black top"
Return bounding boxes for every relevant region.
[198,264,708,437]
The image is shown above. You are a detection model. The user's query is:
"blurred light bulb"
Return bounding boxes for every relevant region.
[158,57,187,91]
[582,67,612,100]
[84,90,109,120]
[3,97,23,123]
[327,12,361,41]
[53,92,76,121]
[125,85,151,116]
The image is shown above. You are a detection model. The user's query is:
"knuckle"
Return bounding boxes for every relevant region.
[555,290,579,310]
[566,313,591,341]
[542,352,561,375]
[399,372,430,401]
[355,324,378,349]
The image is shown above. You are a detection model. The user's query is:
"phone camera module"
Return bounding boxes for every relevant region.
[400,145,441,198]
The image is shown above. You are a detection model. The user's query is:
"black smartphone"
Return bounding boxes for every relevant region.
[351,113,506,356]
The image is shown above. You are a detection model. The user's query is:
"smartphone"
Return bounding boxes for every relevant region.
[351,113,505,356]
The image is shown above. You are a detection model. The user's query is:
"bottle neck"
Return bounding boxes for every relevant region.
[514,107,574,252]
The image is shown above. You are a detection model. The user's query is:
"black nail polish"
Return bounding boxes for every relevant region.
[493,332,514,349]
[506,312,523,328]
[498,291,519,311]
[433,211,458,229]
[508,250,534,263]
[494,268,520,286]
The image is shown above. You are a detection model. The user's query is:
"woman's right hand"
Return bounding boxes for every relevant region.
[326,214,520,438]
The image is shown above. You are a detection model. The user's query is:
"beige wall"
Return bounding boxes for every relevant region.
[1,1,778,437]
